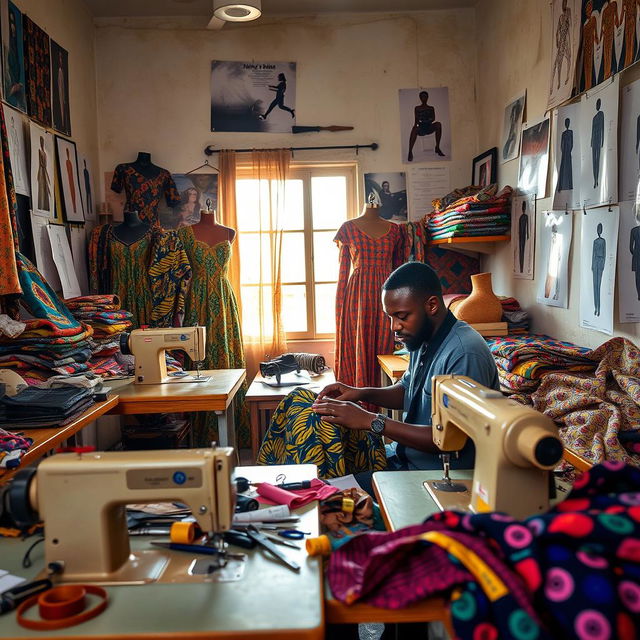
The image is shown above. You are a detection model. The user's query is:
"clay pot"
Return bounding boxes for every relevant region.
[452,272,502,323]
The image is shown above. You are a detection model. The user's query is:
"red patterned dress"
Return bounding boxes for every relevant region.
[334,220,405,389]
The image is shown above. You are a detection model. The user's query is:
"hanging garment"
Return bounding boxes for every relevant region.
[179,226,250,448]
[111,164,180,226]
[257,387,386,479]
[334,220,405,389]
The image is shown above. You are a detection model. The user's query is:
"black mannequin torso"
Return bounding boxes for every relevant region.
[112,210,151,244]
[130,152,162,180]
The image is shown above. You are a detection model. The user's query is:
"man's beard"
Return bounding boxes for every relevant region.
[404,314,434,351]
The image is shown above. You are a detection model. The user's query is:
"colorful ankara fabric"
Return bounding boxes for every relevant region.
[111,164,180,226]
[334,220,404,389]
[179,226,250,448]
[22,17,51,127]
[149,230,191,327]
[328,462,640,640]
[257,387,386,479]
[88,224,112,295]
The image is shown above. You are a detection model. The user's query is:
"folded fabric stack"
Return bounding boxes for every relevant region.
[0,386,95,429]
[424,184,513,240]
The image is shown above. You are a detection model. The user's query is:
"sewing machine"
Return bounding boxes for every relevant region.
[7,448,235,584]
[121,326,210,384]
[427,375,564,519]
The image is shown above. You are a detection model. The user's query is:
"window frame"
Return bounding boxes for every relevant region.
[235,162,358,340]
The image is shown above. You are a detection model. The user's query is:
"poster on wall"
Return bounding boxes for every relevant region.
[22,15,51,127]
[69,225,89,295]
[29,121,54,218]
[579,76,618,209]
[47,224,80,299]
[552,102,581,211]
[171,173,218,227]
[55,137,84,223]
[580,206,619,335]
[50,40,71,136]
[1,0,26,112]
[399,88,451,164]
[4,104,28,195]
[364,172,407,222]
[536,211,573,308]
[406,165,450,222]
[29,214,60,289]
[77,153,95,221]
[512,193,536,279]
[211,61,296,133]
[618,200,640,323]
[619,78,640,202]
[579,0,639,92]
[517,117,550,198]
[500,92,526,164]
[548,0,581,109]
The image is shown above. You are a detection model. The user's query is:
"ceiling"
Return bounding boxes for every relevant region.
[85,0,477,18]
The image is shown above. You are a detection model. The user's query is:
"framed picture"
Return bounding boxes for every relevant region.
[55,136,84,223]
[472,147,497,187]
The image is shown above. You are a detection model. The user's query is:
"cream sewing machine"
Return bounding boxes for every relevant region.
[7,448,236,584]
[121,326,210,384]
[427,375,564,519]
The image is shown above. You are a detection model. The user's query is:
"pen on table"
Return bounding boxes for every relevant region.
[0,579,52,614]
[150,541,222,555]
[276,481,312,490]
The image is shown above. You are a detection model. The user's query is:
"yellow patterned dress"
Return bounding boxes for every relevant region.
[179,226,250,448]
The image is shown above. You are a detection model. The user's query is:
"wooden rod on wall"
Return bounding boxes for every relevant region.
[204,142,379,156]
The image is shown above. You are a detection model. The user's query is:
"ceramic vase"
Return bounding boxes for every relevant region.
[452,272,502,324]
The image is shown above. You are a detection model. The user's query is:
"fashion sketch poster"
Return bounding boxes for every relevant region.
[548,0,581,109]
[580,205,619,335]
[1,0,26,112]
[552,102,582,211]
[4,103,28,196]
[619,78,640,202]
[211,61,296,133]
[617,200,640,323]
[171,173,218,227]
[537,211,573,308]
[517,117,550,198]
[512,193,536,279]
[22,15,51,127]
[500,92,526,164]
[55,137,84,223]
[50,40,71,136]
[399,88,451,164]
[47,223,80,299]
[29,121,54,218]
[364,172,407,222]
[78,152,95,221]
[579,76,618,209]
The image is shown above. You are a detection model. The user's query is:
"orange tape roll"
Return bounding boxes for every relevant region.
[170,521,196,544]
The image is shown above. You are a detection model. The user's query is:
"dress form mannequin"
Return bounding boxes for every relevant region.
[191,200,236,246]
[131,152,162,179]
[352,203,392,239]
[112,209,150,244]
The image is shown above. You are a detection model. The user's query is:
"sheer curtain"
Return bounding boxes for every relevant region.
[241,149,291,376]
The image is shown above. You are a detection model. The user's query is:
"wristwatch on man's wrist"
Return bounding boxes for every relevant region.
[370,413,387,435]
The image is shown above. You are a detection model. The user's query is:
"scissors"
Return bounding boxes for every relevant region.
[277,529,310,540]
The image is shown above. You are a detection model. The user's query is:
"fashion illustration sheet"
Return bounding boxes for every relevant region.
[537,211,573,308]
[552,101,582,211]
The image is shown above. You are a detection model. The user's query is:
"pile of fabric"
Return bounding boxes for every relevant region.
[423,184,513,241]
[0,429,32,469]
[488,335,640,467]
[327,462,640,640]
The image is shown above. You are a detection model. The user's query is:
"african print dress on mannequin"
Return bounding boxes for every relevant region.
[178,223,250,448]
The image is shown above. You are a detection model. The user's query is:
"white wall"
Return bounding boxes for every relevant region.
[476,0,639,349]
[93,11,477,201]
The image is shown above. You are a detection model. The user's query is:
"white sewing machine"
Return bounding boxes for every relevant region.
[7,448,235,584]
[427,375,564,519]
[121,326,210,384]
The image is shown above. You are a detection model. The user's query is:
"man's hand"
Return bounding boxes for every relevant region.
[315,382,362,403]
[311,397,374,431]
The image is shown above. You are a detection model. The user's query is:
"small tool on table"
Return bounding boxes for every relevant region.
[243,525,300,572]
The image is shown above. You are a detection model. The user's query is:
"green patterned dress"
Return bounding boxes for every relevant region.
[257,387,387,479]
[179,226,250,448]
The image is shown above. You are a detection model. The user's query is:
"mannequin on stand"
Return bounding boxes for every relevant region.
[112,209,150,244]
[191,198,235,246]
[352,199,393,239]
[130,152,162,179]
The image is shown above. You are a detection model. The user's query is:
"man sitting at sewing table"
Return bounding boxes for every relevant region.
[313,262,500,487]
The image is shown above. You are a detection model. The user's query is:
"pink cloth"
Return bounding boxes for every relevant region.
[256,478,339,509]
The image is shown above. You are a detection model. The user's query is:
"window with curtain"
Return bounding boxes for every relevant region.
[236,164,357,340]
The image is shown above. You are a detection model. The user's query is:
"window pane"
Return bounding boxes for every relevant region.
[282,285,307,333]
[280,179,304,230]
[236,179,271,231]
[241,285,273,337]
[313,231,339,282]
[281,232,306,284]
[239,234,272,285]
[315,283,337,334]
[312,176,347,229]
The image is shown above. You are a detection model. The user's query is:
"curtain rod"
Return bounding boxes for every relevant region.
[204,142,379,156]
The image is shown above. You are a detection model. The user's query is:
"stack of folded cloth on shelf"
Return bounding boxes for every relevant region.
[443,294,530,334]
[423,184,513,240]
[0,386,95,429]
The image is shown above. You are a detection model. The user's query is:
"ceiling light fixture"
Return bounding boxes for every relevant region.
[213,0,261,22]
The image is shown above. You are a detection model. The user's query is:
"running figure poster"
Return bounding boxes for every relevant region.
[211,60,296,133]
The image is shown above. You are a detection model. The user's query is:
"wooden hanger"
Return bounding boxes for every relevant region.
[185,159,219,175]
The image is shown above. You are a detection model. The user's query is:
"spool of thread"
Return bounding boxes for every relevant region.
[170,521,196,544]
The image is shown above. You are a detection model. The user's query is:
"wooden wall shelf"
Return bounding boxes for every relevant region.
[430,235,510,254]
